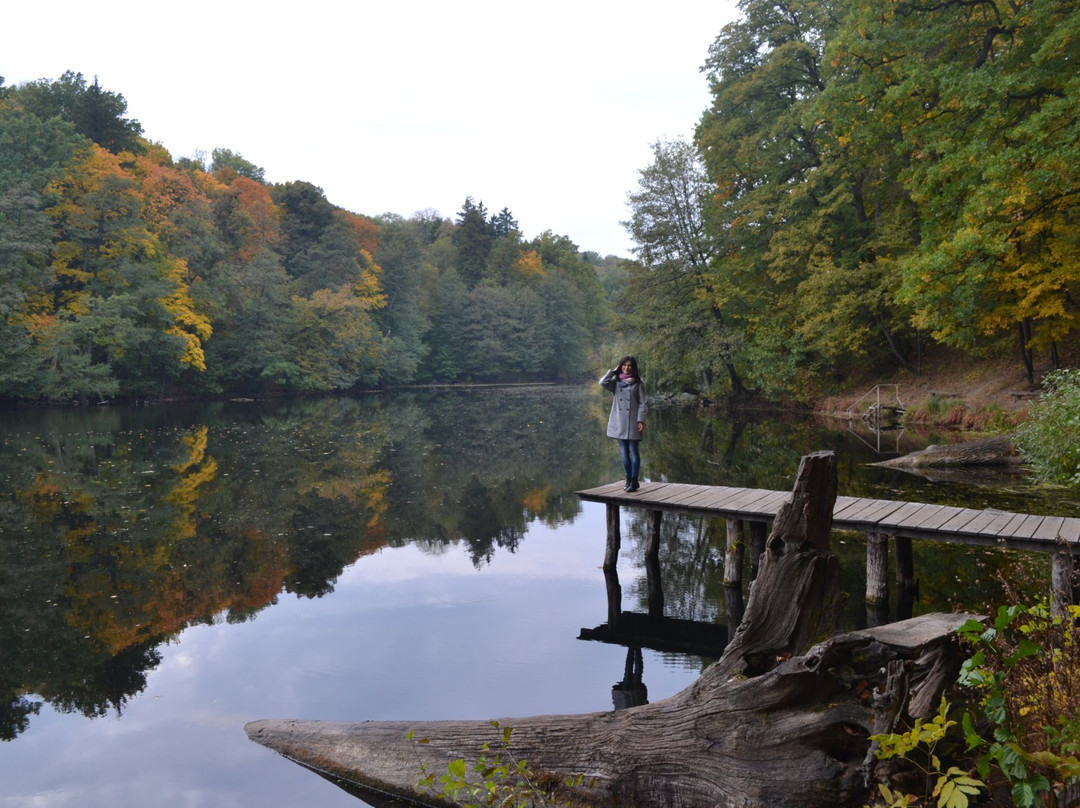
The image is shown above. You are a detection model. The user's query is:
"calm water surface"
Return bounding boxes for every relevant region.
[1,386,1075,807]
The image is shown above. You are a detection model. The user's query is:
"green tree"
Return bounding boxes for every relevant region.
[694,0,837,399]
[271,181,383,300]
[484,231,525,286]
[528,230,610,344]
[459,283,525,379]
[419,267,469,381]
[780,0,927,375]
[281,286,384,390]
[210,148,266,183]
[534,271,588,378]
[374,213,433,384]
[0,182,53,398]
[0,100,87,399]
[200,246,293,392]
[491,206,519,238]
[622,138,746,395]
[15,71,143,154]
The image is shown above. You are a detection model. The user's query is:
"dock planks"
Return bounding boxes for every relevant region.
[577,482,1080,553]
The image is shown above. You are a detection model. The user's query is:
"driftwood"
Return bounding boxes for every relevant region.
[246,451,977,807]
[872,434,1019,469]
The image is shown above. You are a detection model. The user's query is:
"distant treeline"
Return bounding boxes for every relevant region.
[0,72,622,403]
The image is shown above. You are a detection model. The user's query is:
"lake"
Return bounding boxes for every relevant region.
[1,386,1074,807]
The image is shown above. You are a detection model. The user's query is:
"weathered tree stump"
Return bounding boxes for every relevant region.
[246,451,976,807]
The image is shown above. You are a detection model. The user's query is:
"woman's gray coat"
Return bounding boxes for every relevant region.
[599,369,647,440]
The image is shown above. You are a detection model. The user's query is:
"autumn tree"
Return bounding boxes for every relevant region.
[43,145,210,395]
[677,0,1080,395]
[856,0,1080,382]
[0,72,612,400]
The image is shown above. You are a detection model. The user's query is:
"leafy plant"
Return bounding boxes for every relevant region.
[408,721,594,808]
[869,696,984,808]
[956,600,1080,807]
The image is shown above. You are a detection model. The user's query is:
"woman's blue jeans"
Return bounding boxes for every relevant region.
[617,439,641,480]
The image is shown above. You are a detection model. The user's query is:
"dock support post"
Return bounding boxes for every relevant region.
[604,502,621,572]
[895,535,916,590]
[725,519,747,628]
[866,531,889,609]
[724,519,745,587]
[1051,548,1079,618]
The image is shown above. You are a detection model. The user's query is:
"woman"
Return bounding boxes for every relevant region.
[599,356,647,491]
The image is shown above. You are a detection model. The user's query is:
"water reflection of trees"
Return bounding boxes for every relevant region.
[1,391,1066,740]
[378,387,607,565]
[0,387,609,739]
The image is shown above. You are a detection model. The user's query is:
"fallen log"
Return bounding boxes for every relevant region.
[246,451,978,807]
[871,434,1019,469]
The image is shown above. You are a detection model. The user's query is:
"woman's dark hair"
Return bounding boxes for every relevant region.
[617,355,640,382]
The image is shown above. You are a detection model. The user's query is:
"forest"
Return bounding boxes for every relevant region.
[0,72,618,403]
[622,0,1080,400]
[1,0,1079,405]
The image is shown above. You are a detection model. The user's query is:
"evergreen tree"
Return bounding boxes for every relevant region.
[453,197,494,284]
[491,207,519,238]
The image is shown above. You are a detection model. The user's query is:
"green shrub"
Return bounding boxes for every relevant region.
[1015,368,1080,484]
[870,597,1080,808]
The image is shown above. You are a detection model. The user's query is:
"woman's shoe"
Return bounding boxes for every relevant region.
[628,478,640,492]
[623,478,632,491]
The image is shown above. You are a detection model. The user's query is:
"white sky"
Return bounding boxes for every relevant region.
[3,1,741,257]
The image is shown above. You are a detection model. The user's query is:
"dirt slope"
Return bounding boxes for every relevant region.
[812,349,1047,428]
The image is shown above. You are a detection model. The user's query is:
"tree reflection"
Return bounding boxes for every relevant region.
[0,387,609,738]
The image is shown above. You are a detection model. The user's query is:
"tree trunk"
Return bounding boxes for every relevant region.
[246,451,976,807]
[1019,319,1035,385]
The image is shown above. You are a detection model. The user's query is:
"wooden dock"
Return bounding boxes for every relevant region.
[577,480,1080,551]
[578,480,1080,618]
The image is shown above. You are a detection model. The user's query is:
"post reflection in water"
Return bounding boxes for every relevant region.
[613,647,648,710]
[579,525,734,709]
[0,386,1070,807]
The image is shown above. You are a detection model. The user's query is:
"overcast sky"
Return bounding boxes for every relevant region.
[4,1,741,257]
